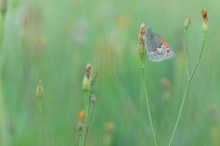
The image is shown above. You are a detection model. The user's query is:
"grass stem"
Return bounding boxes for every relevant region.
[183,29,190,79]
[82,88,95,146]
[168,32,207,146]
[82,93,91,146]
[76,133,81,146]
[141,62,158,146]
[38,101,50,146]
[0,12,6,49]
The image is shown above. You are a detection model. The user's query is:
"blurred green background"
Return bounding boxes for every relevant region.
[0,0,219,146]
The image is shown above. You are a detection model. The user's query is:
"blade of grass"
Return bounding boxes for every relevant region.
[138,23,158,146]
[183,28,190,79]
[141,63,158,146]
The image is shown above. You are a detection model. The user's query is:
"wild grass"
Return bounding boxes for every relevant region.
[169,13,208,145]
[0,0,219,146]
[76,64,97,146]
[138,23,158,146]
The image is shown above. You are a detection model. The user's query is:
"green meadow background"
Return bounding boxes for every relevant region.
[0,0,219,146]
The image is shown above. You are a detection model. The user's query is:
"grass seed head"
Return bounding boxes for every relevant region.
[184,17,191,30]
[36,80,43,101]
[201,9,208,33]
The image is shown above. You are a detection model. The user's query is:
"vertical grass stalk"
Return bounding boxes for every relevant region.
[141,64,158,146]
[138,23,158,146]
[0,76,11,146]
[82,90,91,146]
[82,90,96,146]
[183,17,191,79]
[0,0,7,49]
[0,2,10,145]
[38,101,50,146]
[81,65,97,146]
[76,133,81,146]
[168,32,207,146]
[183,29,189,79]
[76,110,85,146]
[36,80,50,146]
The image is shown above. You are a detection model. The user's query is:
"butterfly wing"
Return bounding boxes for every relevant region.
[145,29,167,62]
[156,34,175,60]
[147,45,167,62]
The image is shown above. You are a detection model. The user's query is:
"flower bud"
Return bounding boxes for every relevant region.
[201,9,208,33]
[184,17,191,30]
[86,64,92,78]
[82,75,90,92]
[201,9,208,22]
[202,21,208,33]
[77,110,85,132]
[36,80,43,101]
[79,110,85,122]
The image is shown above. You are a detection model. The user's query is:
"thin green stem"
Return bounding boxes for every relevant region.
[0,12,6,48]
[0,76,11,146]
[183,29,190,79]
[0,11,9,146]
[76,133,81,146]
[83,101,91,146]
[189,33,207,82]
[83,101,95,146]
[82,86,95,146]
[82,91,90,146]
[38,101,50,146]
[141,62,158,146]
[168,32,207,146]
[88,102,95,123]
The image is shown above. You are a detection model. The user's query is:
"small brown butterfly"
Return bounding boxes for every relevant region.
[144,27,175,62]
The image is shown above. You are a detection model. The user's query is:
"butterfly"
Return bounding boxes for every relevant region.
[144,27,175,62]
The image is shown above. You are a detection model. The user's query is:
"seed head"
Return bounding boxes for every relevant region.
[79,110,85,122]
[82,75,90,92]
[82,64,92,91]
[184,17,191,30]
[201,9,208,33]
[36,80,43,101]
[138,23,147,66]
[138,23,146,56]
[86,64,92,78]
[201,9,208,23]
